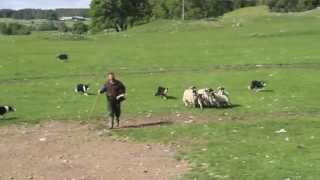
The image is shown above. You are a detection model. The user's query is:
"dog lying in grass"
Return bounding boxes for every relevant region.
[75,84,90,96]
[154,86,169,99]
[57,54,69,62]
[249,80,266,92]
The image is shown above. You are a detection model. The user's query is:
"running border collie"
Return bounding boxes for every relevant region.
[154,86,169,99]
[249,80,267,91]
[0,106,16,118]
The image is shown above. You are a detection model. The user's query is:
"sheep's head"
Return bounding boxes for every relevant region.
[189,86,197,90]
[217,86,225,91]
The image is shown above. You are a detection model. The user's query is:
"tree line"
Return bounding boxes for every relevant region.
[90,0,320,32]
[90,0,262,32]
[266,0,320,12]
[1,0,320,35]
[0,9,89,20]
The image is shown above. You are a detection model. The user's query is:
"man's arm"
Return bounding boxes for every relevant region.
[99,84,108,94]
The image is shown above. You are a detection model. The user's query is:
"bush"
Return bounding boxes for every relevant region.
[41,32,90,41]
[0,22,31,35]
[37,21,58,31]
[57,22,69,33]
[71,22,88,35]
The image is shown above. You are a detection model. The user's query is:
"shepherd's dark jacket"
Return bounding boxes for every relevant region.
[100,80,126,99]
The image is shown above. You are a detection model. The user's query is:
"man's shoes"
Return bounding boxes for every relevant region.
[116,118,120,128]
[108,118,114,129]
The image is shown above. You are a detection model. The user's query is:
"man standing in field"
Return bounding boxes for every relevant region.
[99,72,126,129]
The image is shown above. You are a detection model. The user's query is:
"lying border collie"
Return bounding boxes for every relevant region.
[155,86,169,99]
[57,54,69,61]
[0,106,16,118]
[75,84,90,96]
[249,80,266,91]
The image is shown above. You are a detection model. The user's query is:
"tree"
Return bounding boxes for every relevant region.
[148,0,249,20]
[72,22,89,34]
[297,0,320,11]
[90,0,151,32]
[90,0,121,31]
[267,0,320,12]
[0,22,31,35]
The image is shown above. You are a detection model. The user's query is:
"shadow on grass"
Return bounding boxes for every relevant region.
[120,121,173,129]
[154,96,178,100]
[87,93,98,96]
[259,89,274,93]
[0,117,18,121]
[0,117,19,126]
[203,104,242,109]
[228,104,242,109]
[166,96,178,100]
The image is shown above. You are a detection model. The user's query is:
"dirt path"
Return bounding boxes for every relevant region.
[0,121,189,180]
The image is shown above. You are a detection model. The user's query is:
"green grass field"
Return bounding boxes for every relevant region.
[1,6,320,179]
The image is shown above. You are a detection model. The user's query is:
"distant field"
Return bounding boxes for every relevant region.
[1,6,320,179]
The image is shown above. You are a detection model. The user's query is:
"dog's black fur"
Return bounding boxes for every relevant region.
[75,84,90,95]
[57,54,69,61]
[155,86,169,99]
[0,106,16,117]
[249,80,266,91]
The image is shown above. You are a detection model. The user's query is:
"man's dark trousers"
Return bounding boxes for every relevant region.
[107,96,121,127]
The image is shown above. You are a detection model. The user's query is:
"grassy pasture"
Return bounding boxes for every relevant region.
[1,6,320,179]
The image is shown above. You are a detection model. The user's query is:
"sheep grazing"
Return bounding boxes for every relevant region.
[214,87,232,108]
[191,86,232,109]
[183,86,203,109]
[197,88,219,108]
[57,53,69,62]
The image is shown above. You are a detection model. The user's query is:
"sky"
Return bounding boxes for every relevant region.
[0,0,91,9]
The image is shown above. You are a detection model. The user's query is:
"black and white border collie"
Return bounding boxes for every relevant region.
[154,86,169,99]
[75,84,90,96]
[0,106,16,118]
[249,80,266,91]
[57,54,69,62]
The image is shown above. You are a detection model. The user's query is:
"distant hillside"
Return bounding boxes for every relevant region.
[0,8,89,20]
[55,9,89,18]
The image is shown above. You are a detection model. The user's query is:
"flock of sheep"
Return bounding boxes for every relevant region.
[155,80,266,110]
[183,86,231,109]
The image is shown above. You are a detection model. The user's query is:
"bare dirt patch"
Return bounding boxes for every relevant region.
[0,121,189,180]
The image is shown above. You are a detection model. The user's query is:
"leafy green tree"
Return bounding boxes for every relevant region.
[0,22,31,35]
[268,0,320,12]
[148,0,249,20]
[90,0,151,32]
[297,0,320,11]
[72,22,89,34]
[90,0,121,31]
[0,23,10,34]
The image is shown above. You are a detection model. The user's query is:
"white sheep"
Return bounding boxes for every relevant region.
[214,87,231,108]
[198,88,218,107]
[183,86,203,109]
